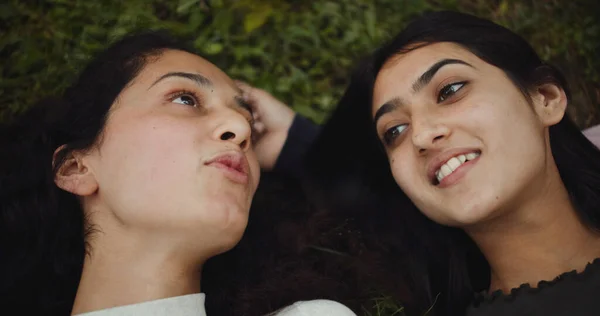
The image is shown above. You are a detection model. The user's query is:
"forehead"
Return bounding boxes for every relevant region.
[132,49,237,92]
[372,42,483,111]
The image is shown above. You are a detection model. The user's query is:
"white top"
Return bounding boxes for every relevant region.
[74,294,207,316]
[274,299,356,316]
[73,294,356,316]
[584,124,600,148]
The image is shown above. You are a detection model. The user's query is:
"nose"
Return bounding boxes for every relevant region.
[212,109,252,151]
[411,117,450,155]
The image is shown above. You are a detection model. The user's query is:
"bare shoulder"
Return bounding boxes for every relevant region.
[274,299,356,316]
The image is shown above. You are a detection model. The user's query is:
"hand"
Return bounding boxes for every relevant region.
[236,81,296,170]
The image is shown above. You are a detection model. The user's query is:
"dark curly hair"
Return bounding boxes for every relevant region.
[203,171,420,315]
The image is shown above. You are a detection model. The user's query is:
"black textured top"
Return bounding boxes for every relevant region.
[466,258,600,316]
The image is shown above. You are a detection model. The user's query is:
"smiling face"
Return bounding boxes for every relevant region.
[79,49,260,254]
[372,42,565,227]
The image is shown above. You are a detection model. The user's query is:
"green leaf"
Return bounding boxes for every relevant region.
[244,5,273,33]
[498,0,509,15]
[203,42,224,55]
[177,0,200,14]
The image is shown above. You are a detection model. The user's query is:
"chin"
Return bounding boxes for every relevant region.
[214,206,249,240]
[446,199,498,227]
[212,228,247,255]
[201,194,250,222]
[197,217,248,258]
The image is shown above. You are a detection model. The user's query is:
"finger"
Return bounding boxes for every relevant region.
[253,121,266,134]
[235,81,260,111]
[234,80,252,98]
[234,80,249,88]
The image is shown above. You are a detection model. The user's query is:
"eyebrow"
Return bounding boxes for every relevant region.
[149,71,213,89]
[373,97,405,128]
[373,58,473,127]
[412,58,473,93]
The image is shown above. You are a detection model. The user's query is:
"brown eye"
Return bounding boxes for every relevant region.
[383,124,408,145]
[172,94,197,107]
[438,82,466,102]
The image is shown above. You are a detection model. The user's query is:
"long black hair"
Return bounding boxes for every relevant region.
[304,10,600,315]
[0,31,194,315]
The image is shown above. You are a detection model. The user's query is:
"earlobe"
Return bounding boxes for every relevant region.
[54,147,98,196]
[534,83,567,127]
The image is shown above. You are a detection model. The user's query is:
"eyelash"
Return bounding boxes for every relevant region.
[437,81,467,102]
[383,124,408,146]
[168,89,258,143]
[169,89,202,107]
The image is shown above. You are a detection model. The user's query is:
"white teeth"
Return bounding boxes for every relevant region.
[446,157,461,171]
[441,164,452,176]
[466,152,479,160]
[435,152,480,184]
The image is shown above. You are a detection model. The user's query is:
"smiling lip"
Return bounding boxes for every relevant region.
[437,157,480,188]
[204,151,249,184]
[427,148,481,187]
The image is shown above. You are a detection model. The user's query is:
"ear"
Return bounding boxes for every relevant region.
[532,82,567,127]
[54,146,98,196]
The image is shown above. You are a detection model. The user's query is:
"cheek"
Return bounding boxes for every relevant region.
[470,95,546,163]
[95,116,200,210]
[466,85,537,131]
[104,119,194,174]
[388,150,420,194]
[390,159,443,221]
[247,150,261,193]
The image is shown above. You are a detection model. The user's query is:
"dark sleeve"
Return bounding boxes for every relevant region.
[272,114,321,178]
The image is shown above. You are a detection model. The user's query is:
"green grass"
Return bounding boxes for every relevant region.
[1,0,599,126]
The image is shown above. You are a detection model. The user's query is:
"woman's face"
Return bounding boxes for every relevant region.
[82,49,260,253]
[372,42,564,227]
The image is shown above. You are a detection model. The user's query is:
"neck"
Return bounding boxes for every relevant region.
[465,164,600,294]
[71,229,204,315]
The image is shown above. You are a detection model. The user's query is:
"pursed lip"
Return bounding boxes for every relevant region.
[426,148,481,185]
[204,151,250,184]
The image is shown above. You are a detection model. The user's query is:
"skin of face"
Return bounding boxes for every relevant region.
[372,42,566,228]
[74,49,260,256]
